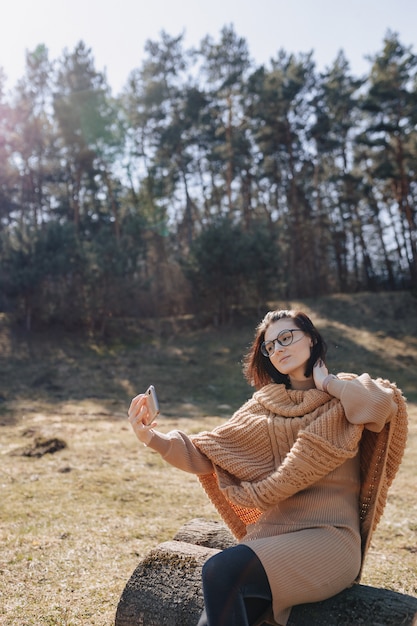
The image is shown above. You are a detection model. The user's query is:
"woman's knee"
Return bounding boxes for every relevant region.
[202,545,263,589]
[201,550,225,585]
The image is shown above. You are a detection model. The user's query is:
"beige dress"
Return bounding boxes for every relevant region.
[240,456,362,624]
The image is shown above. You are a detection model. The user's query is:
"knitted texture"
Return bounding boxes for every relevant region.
[357,379,408,571]
[192,374,408,572]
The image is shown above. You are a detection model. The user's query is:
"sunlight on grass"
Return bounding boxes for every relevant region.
[1,292,416,624]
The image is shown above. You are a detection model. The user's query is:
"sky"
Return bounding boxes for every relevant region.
[1,0,417,95]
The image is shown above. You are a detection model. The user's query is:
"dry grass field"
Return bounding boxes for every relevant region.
[1,291,416,625]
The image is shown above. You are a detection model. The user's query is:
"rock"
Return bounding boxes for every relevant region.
[115,540,217,626]
[173,517,236,550]
[287,584,417,625]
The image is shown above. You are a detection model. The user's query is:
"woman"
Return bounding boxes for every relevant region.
[128,309,408,626]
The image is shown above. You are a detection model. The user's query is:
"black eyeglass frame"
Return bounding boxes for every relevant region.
[261,329,304,357]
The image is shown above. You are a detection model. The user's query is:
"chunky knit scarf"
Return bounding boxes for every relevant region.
[191,374,408,571]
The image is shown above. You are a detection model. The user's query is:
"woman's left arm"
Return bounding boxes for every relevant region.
[313,361,397,431]
[326,374,397,432]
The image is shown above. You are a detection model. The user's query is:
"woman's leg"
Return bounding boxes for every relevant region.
[197,544,272,626]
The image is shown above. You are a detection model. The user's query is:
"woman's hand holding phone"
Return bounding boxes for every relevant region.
[128,385,159,445]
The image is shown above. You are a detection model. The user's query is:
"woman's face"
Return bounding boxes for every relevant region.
[263,318,313,382]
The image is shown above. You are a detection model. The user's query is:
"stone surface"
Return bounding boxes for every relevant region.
[287,584,417,626]
[115,540,217,626]
[173,517,236,550]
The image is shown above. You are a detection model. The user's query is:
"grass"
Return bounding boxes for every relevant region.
[0,291,416,625]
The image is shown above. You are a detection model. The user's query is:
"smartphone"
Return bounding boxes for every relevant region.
[144,385,160,424]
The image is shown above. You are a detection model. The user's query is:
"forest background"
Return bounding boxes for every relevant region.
[1,25,417,332]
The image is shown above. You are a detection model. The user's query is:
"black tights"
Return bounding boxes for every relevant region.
[197,544,272,626]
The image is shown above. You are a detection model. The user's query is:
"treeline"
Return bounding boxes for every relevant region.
[0,26,416,330]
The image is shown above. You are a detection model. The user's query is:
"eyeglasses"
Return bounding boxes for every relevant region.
[261,329,304,357]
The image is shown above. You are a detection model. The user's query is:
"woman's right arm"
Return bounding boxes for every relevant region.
[128,393,213,475]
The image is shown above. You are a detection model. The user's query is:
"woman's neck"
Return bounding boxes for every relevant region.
[289,376,315,391]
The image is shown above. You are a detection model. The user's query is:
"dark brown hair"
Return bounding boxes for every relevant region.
[243,309,327,389]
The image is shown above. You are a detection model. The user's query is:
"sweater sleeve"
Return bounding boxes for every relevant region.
[327,373,397,432]
[145,430,214,475]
